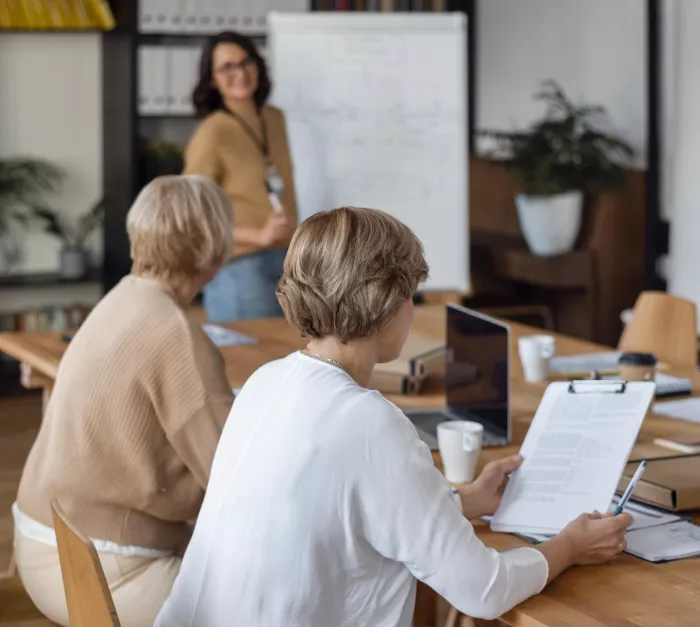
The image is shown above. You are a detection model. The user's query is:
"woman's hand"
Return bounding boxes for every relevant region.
[560,512,633,565]
[537,511,633,584]
[258,212,290,247]
[456,455,522,519]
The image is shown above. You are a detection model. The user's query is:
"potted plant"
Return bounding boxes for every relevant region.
[479,81,634,257]
[141,139,184,184]
[0,157,63,273]
[33,198,105,279]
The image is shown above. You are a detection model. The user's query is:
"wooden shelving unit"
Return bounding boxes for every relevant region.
[0,269,102,289]
[100,0,474,293]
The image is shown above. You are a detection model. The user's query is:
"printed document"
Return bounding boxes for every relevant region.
[491,381,656,534]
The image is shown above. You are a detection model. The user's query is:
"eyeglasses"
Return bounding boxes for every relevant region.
[215,57,256,76]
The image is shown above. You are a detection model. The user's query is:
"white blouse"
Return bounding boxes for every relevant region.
[156,352,548,627]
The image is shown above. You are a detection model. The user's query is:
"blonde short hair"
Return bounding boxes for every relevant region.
[127,175,233,279]
[277,207,428,343]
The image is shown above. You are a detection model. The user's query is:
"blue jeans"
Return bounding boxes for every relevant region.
[204,248,287,323]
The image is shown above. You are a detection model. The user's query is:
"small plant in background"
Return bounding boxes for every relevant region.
[34,198,105,278]
[0,157,63,272]
[477,81,635,257]
[33,197,106,251]
[141,139,184,184]
[479,80,635,195]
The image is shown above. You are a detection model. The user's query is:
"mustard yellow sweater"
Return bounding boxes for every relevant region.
[17,275,234,552]
[184,106,298,259]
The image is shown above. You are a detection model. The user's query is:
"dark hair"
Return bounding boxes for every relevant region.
[192,31,271,117]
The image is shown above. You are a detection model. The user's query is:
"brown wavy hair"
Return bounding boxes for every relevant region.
[192,31,272,117]
[277,207,429,343]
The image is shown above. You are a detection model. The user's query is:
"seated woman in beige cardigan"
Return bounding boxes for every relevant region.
[13,175,235,627]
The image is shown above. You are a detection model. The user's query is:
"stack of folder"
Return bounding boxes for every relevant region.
[617,456,700,511]
[369,338,444,395]
[0,0,115,30]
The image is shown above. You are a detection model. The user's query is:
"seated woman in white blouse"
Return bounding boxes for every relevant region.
[156,207,632,627]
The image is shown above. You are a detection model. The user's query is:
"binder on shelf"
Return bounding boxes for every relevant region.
[196,0,213,34]
[242,0,267,35]
[197,0,226,34]
[139,0,179,34]
[223,0,242,31]
[138,46,169,115]
[182,0,201,33]
[278,1,311,14]
[168,47,198,115]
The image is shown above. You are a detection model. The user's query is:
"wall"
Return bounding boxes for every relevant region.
[476,0,647,168]
[0,34,103,277]
[667,0,700,329]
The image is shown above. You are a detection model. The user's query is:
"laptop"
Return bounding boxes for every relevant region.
[406,304,510,449]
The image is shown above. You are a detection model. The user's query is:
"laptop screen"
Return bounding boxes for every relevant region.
[445,305,510,439]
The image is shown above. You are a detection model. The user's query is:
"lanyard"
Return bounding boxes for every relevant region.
[223,107,286,207]
[224,107,270,163]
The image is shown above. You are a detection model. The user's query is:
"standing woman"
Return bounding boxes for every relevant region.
[185,32,298,322]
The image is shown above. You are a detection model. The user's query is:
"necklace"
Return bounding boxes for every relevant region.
[304,349,347,373]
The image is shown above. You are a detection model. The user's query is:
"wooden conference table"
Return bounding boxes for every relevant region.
[2,305,700,627]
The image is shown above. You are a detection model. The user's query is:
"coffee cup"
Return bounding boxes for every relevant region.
[618,352,657,382]
[518,335,556,383]
[437,420,483,483]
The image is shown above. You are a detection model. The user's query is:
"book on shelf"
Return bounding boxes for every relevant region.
[0,0,114,30]
[1,305,90,334]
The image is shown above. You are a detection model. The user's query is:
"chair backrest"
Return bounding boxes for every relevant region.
[618,291,698,369]
[50,499,121,627]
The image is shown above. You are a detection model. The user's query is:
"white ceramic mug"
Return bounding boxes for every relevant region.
[437,420,484,483]
[518,335,556,383]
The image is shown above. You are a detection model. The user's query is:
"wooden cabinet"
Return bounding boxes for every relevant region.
[469,158,645,346]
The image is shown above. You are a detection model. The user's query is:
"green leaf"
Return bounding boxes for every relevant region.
[476,80,635,195]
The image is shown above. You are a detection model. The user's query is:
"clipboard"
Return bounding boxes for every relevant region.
[567,380,627,394]
[491,380,656,534]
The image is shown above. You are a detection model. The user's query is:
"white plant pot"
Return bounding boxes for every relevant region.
[59,247,86,279]
[515,191,584,257]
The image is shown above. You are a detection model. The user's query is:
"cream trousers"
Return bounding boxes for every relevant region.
[14,528,181,627]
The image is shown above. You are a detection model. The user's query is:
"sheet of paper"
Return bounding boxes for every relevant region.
[653,397,700,424]
[491,381,656,534]
[549,351,622,374]
[625,521,700,562]
[608,495,681,530]
[202,324,257,348]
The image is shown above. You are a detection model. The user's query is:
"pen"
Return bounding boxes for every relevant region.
[614,460,647,516]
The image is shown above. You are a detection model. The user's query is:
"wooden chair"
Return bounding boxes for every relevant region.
[50,499,120,627]
[618,291,698,369]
